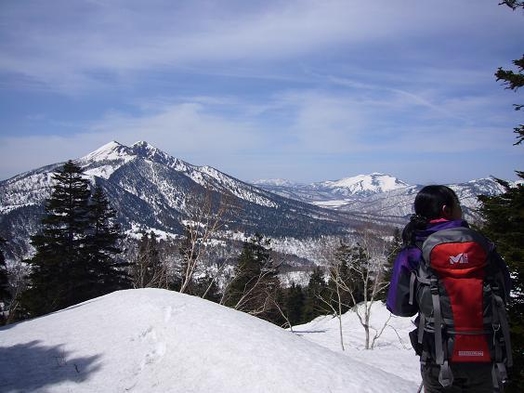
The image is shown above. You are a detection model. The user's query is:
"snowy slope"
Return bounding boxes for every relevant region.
[294,302,420,384]
[0,289,419,393]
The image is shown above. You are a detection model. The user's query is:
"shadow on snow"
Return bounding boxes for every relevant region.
[0,340,101,392]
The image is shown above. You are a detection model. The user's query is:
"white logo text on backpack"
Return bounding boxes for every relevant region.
[458,350,484,357]
[449,253,469,265]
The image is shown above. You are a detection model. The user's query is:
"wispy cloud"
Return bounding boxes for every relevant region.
[1,0,519,92]
[0,0,522,184]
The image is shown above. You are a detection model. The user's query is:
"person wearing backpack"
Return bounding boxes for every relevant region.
[386,185,512,393]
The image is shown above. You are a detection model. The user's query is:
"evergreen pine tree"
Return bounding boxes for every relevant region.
[194,275,222,302]
[84,186,131,295]
[224,233,281,321]
[0,237,9,300]
[479,177,524,392]
[132,231,166,288]
[285,283,306,326]
[303,267,330,322]
[21,161,129,317]
[0,237,11,324]
[21,160,92,316]
[497,0,524,144]
[488,3,524,389]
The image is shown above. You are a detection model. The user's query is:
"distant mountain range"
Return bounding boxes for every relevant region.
[0,141,508,264]
[253,172,409,199]
[252,172,507,221]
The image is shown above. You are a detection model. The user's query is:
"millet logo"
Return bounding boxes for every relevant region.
[449,252,469,265]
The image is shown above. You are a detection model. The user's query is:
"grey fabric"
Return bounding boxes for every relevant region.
[430,278,444,366]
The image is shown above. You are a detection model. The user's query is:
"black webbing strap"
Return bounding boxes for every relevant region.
[489,290,512,392]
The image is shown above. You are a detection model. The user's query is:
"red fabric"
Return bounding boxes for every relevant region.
[429,218,450,224]
[430,242,491,362]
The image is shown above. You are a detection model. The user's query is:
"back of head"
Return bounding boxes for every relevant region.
[402,185,459,245]
[414,185,459,220]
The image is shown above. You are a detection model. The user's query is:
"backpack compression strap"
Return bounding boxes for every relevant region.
[490,288,513,392]
[429,276,454,388]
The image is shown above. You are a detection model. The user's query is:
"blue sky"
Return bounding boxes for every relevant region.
[0,0,522,185]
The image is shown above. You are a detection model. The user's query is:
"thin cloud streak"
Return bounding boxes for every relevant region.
[0,0,522,184]
[1,1,519,92]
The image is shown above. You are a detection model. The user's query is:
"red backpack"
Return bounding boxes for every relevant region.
[412,226,512,390]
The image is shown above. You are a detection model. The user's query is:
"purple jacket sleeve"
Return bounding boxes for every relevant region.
[386,247,421,317]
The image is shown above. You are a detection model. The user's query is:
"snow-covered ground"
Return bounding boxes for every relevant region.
[0,289,420,392]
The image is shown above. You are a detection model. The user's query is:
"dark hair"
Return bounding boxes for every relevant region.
[402,185,459,245]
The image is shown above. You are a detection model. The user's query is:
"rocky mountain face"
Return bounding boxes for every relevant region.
[0,141,507,265]
[0,141,362,263]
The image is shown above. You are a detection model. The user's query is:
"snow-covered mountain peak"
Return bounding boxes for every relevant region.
[79,141,136,179]
[131,140,168,161]
[131,140,161,157]
[82,140,170,164]
[319,173,409,195]
[81,140,190,177]
[129,140,189,171]
[81,140,130,162]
